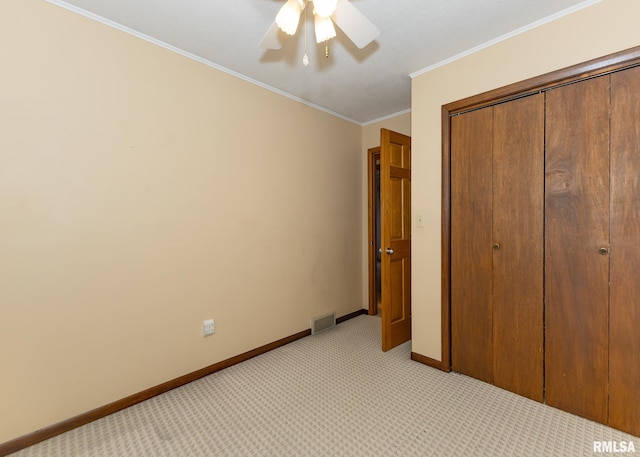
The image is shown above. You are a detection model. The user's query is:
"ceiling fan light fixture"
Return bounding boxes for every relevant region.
[314,15,336,43]
[312,0,339,18]
[261,0,379,56]
[276,0,305,36]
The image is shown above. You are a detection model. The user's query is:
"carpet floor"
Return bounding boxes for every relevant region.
[10,315,638,456]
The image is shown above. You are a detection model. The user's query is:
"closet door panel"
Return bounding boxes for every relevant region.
[492,95,544,402]
[451,107,493,383]
[610,66,640,437]
[545,77,610,424]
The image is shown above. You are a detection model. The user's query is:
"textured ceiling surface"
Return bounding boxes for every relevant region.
[49,0,597,124]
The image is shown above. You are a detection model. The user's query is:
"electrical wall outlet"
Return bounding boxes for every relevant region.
[203,319,215,337]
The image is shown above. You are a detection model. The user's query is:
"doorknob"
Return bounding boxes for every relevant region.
[599,247,609,255]
[493,243,501,250]
[386,248,395,255]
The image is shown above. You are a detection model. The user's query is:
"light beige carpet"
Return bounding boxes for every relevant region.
[11,315,638,456]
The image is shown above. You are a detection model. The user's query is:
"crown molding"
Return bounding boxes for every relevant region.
[362,109,411,127]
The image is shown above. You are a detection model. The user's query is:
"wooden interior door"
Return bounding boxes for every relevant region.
[450,107,494,383]
[545,76,610,424]
[492,94,544,402]
[609,66,640,437]
[380,128,411,351]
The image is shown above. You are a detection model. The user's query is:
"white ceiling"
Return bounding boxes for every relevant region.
[49,0,597,124]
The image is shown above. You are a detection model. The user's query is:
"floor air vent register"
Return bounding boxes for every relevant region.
[311,312,336,334]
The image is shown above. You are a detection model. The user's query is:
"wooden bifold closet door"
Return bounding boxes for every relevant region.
[451,106,493,384]
[609,67,640,435]
[546,68,640,433]
[545,76,611,424]
[448,53,640,438]
[451,94,544,402]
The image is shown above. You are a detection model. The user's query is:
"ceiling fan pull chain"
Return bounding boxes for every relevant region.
[325,43,329,58]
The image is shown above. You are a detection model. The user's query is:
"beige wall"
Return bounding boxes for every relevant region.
[0,1,363,442]
[360,113,411,307]
[411,0,640,360]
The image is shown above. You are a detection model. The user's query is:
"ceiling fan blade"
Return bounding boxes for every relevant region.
[331,0,380,49]
[259,21,282,50]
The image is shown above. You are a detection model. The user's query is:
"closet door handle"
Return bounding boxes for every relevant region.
[599,247,609,255]
[493,243,501,250]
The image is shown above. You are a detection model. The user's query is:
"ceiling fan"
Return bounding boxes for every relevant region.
[259,0,379,52]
